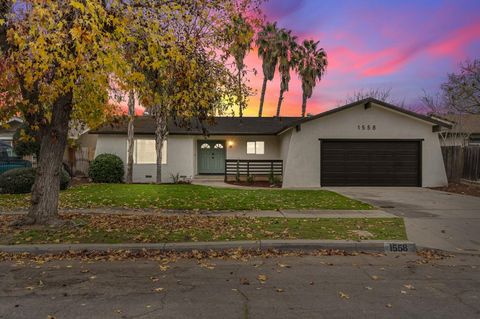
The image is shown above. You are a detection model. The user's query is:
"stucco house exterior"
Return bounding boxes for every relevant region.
[90,98,450,187]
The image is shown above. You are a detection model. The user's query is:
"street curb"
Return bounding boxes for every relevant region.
[0,240,416,255]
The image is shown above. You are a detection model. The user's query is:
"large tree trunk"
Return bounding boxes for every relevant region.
[258,77,267,117]
[26,92,73,225]
[238,69,243,118]
[276,88,285,117]
[126,90,135,183]
[154,111,168,184]
[301,94,307,117]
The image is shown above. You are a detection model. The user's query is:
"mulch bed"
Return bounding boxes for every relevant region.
[431,182,480,197]
[225,181,281,188]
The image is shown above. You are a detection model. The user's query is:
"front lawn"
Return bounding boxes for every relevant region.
[0,183,373,211]
[0,214,406,244]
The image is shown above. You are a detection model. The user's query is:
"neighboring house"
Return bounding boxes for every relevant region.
[91,98,450,187]
[0,117,23,146]
[430,114,480,147]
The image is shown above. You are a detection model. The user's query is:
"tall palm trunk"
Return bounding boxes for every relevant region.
[238,69,243,117]
[276,88,285,117]
[26,92,73,225]
[301,94,307,117]
[154,110,167,184]
[126,90,135,184]
[258,77,268,117]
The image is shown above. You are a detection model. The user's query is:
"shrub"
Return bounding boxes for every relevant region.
[170,172,192,184]
[269,173,282,186]
[12,124,40,157]
[88,153,124,183]
[0,167,70,194]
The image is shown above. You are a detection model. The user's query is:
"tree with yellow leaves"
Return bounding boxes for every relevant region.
[0,0,127,225]
[125,0,260,183]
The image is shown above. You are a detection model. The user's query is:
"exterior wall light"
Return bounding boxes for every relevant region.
[228,141,234,148]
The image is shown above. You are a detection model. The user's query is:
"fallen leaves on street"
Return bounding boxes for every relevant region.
[0,247,373,265]
[338,291,350,299]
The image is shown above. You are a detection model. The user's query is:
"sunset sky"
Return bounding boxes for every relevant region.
[241,0,480,117]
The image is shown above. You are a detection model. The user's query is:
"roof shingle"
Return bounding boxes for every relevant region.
[92,116,302,135]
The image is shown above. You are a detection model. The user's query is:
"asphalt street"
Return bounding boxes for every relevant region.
[1,252,479,319]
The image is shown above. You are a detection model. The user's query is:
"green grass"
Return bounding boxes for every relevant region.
[0,214,406,245]
[0,183,373,211]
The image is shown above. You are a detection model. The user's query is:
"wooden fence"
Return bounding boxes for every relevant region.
[463,147,480,181]
[441,146,480,182]
[225,159,283,182]
[65,147,92,177]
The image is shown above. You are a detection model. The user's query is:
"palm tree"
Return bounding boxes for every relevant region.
[256,22,280,117]
[275,29,297,117]
[224,14,254,118]
[296,40,328,117]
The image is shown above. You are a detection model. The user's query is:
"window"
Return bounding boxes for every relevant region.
[200,143,211,149]
[0,141,17,159]
[470,135,480,145]
[132,139,167,164]
[214,143,224,149]
[246,141,264,155]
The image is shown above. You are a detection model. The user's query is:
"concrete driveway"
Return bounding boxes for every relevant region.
[329,187,480,254]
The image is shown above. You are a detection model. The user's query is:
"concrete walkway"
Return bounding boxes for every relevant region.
[329,187,480,254]
[1,208,395,219]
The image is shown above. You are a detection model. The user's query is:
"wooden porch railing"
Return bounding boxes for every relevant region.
[225,159,283,181]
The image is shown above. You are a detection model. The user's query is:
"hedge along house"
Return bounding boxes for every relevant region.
[91,98,451,187]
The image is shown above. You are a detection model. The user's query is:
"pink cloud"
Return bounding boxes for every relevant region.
[427,22,480,59]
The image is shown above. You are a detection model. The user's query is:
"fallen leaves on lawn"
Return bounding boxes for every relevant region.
[153,287,165,292]
[276,288,285,293]
[403,284,415,290]
[0,212,405,245]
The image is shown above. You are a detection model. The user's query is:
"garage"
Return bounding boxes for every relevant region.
[320,140,421,186]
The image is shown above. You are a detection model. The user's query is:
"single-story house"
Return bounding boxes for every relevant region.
[91,98,451,187]
[0,117,23,146]
[430,114,480,147]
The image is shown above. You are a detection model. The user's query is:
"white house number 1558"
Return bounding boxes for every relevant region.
[357,124,376,131]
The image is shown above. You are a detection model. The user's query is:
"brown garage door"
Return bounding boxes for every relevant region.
[321,140,421,186]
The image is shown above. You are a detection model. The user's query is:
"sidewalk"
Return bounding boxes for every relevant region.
[1,208,395,218]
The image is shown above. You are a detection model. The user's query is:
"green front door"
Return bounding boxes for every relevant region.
[197,140,226,174]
